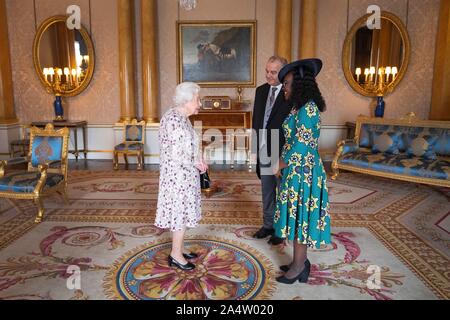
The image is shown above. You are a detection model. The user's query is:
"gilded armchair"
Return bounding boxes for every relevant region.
[113,119,146,170]
[0,124,69,223]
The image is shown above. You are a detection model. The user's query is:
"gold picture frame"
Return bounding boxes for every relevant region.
[33,15,95,97]
[177,20,256,87]
[342,11,410,97]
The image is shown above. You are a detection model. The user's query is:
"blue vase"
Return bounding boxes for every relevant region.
[54,96,64,121]
[375,96,385,117]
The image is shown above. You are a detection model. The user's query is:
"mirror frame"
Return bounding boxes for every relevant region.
[33,15,95,97]
[342,11,410,97]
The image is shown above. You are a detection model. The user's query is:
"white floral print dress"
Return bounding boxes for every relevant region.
[155,108,201,231]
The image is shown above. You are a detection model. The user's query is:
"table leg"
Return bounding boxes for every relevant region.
[82,125,87,160]
[74,128,79,162]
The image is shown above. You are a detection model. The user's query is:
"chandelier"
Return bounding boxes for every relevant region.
[179,0,197,10]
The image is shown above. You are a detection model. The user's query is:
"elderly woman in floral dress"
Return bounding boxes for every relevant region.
[155,82,208,271]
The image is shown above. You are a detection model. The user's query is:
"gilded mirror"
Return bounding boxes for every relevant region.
[33,15,95,97]
[342,11,410,97]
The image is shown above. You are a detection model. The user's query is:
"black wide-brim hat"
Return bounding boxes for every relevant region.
[278,58,323,82]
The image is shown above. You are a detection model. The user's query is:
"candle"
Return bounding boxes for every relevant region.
[57,68,63,81]
[385,66,392,82]
[72,69,78,85]
[77,67,83,83]
[364,68,369,82]
[48,67,55,83]
[392,67,398,81]
[370,67,375,82]
[43,68,49,82]
[378,68,384,90]
[355,68,361,82]
[64,67,70,83]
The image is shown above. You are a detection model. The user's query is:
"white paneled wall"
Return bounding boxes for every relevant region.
[0,123,347,163]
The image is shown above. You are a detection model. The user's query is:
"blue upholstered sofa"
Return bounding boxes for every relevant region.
[331,113,450,187]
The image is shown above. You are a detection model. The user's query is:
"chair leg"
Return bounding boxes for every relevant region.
[137,152,143,171]
[113,151,119,170]
[61,184,69,204]
[124,154,129,169]
[57,190,69,204]
[34,197,44,223]
[230,149,235,169]
[331,167,339,180]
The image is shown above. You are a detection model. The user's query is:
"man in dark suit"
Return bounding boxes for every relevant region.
[252,56,291,245]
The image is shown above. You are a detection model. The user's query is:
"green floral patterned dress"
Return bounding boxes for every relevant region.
[274,100,331,249]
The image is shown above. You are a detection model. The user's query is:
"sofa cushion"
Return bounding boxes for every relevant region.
[359,124,373,148]
[114,143,143,151]
[0,172,64,193]
[434,129,450,156]
[339,151,450,180]
[406,134,438,160]
[371,131,402,154]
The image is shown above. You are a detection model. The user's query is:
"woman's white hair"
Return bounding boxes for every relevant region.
[173,82,200,106]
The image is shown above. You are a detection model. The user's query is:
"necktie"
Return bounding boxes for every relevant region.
[263,87,277,129]
[269,86,277,109]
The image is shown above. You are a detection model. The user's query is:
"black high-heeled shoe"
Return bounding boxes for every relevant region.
[183,252,198,260]
[168,255,195,270]
[298,260,311,283]
[280,259,310,273]
[276,260,311,284]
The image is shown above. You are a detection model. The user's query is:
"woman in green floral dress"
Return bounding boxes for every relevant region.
[274,59,331,284]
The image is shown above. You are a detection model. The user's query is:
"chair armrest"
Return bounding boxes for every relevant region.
[332,140,359,174]
[336,139,356,147]
[335,139,359,154]
[2,156,29,166]
[0,157,29,178]
[46,160,62,169]
[341,141,359,155]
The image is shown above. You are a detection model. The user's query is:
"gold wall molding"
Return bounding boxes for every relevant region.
[430,0,450,120]
[118,0,137,122]
[0,0,17,124]
[299,0,317,59]
[141,0,160,123]
[275,0,292,62]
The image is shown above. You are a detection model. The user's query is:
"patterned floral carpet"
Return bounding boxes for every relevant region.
[0,170,448,300]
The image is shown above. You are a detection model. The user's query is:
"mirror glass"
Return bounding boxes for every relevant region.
[33,16,95,97]
[342,12,410,97]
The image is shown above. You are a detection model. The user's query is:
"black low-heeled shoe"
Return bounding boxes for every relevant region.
[168,255,195,270]
[183,252,198,260]
[276,260,311,284]
[280,259,310,273]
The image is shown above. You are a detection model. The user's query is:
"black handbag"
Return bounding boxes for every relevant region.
[200,170,211,190]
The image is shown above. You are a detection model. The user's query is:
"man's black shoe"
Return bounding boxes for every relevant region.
[268,235,284,245]
[253,227,274,239]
